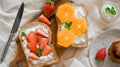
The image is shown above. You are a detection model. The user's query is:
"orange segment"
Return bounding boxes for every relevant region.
[56,3,74,23]
[57,29,75,47]
[71,18,87,36]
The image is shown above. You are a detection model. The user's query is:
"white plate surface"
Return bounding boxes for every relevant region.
[89,29,120,67]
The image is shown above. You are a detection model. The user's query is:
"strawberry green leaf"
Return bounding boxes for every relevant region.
[46,0,54,4]
[64,22,72,30]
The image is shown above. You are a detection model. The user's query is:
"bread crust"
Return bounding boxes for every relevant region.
[56,2,88,48]
[18,21,59,67]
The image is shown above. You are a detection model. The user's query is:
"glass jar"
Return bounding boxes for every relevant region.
[100,1,120,22]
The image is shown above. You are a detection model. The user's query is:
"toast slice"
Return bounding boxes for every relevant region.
[56,2,88,48]
[18,21,59,67]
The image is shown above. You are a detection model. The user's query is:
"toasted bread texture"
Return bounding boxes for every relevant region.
[56,2,88,48]
[19,21,59,67]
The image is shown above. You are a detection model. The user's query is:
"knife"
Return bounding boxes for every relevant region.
[0,2,24,63]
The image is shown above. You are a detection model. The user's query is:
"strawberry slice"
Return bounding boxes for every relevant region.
[29,52,40,60]
[27,43,37,53]
[96,48,106,60]
[38,14,51,25]
[36,28,49,38]
[39,37,49,49]
[42,45,52,56]
[26,31,38,46]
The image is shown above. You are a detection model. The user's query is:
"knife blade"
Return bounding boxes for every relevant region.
[0,2,24,63]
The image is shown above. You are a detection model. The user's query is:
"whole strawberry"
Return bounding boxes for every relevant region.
[43,0,54,17]
[96,48,106,60]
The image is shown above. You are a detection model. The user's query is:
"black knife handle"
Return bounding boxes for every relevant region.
[0,33,14,63]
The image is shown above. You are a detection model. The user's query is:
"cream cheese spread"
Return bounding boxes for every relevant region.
[74,6,86,19]
[73,6,87,45]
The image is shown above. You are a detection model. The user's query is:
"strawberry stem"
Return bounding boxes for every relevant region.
[46,0,54,4]
[95,57,104,61]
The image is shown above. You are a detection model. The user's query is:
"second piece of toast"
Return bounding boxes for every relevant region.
[56,2,88,48]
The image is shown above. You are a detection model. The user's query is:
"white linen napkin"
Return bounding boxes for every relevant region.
[0,0,120,67]
[63,58,85,67]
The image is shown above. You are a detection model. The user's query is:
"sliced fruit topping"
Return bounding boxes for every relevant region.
[42,45,52,56]
[27,43,37,53]
[71,18,87,36]
[57,28,75,47]
[37,48,42,56]
[29,52,40,60]
[38,14,51,25]
[56,3,74,23]
[39,37,49,49]
[96,48,106,60]
[26,31,38,46]
[43,0,54,17]
[22,32,26,36]
[36,28,49,38]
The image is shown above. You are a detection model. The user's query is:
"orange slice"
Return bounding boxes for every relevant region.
[57,28,75,47]
[56,3,74,23]
[71,18,87,36]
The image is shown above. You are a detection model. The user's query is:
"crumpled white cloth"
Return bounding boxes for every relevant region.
[0,0,45,66]
[0,0,120,67]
